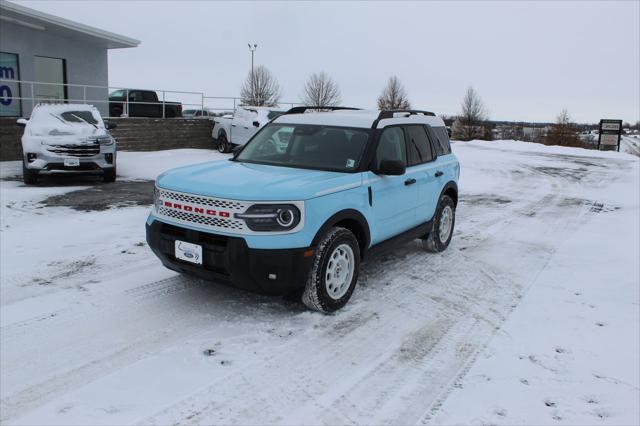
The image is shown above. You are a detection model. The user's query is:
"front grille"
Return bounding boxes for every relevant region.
[160,189,245,210]
[46,141,100,157]
[156,188,249,233]
[157,206,245,230]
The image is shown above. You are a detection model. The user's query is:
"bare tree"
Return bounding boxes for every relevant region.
[544,109,582,147]
[301,71,341,108]
[377,76,411,110]
[240,65,282,106]
[452,86,488,141]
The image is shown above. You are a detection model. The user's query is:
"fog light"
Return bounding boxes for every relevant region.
[268,273,277,280]
[26,153,37,163]
[105,153,113,164]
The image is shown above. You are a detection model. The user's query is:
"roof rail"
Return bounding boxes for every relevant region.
[283,106,363,115]
[377,109,436,120]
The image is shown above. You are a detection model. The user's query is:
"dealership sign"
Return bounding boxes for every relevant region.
[598,119,622,151]
[0,52,21,117]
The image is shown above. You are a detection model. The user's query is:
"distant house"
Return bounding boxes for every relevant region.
[0,0,139,117]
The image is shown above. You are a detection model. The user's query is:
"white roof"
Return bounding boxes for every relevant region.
[0,0,139,49]
[274,109,446,129]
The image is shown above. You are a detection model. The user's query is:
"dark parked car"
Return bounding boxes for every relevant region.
[109,89,182,118]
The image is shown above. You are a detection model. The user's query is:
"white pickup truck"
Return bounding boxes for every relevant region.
[212,106,285,153]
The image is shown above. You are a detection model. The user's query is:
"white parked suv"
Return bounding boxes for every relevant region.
[212,106,285,153]
[18,104,117,184]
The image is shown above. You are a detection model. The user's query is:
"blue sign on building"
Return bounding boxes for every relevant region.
[0,51,21,117]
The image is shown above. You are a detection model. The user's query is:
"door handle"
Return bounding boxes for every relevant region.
[231,124,237,127]
[244,126,249,129]
[404,178,417,186]
[435,171,444,177]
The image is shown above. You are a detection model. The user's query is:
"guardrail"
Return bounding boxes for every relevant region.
[0,78,302,118]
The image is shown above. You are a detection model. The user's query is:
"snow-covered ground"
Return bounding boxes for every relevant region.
[622,135,640,157]
[0,141,638,425]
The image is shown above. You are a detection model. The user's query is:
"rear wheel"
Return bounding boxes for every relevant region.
[302,227,360,313]
[22,163,38,185]
[423,195,455,253]
[217,134,230,153]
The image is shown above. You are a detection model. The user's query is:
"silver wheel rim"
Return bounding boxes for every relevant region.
[218,139,226,153]
[439,205,453,242]
[325,243,355,300]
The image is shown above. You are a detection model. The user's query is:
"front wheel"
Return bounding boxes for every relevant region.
[423,195,455,253]
[103,167,116,183]
[217,134,230,153]
[22,163,38,185]
[302,227,360,313]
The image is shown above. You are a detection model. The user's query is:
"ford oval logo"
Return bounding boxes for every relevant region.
[184,252,194,258]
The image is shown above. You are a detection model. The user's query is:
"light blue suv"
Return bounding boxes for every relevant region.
[147,107,460,312]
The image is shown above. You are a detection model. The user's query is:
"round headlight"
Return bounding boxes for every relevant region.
[276,208,295,227]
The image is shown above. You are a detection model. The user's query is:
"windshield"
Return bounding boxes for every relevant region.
[183,110,197,115]
[59,110,99,125]
[237,123,370,172]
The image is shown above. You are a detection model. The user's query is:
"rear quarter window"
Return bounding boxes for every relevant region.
[432,126,452,155]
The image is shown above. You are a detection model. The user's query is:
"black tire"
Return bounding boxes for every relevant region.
[217,134,230,153]
[22,163,38,185]
[302,227,360,313]
[103,167,116,183]
[423,195,455,253]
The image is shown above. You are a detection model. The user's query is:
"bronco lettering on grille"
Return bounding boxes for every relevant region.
[163,201,231,218]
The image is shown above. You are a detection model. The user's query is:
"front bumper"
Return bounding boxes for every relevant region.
[25,146,116,175]
[146,220,314,295]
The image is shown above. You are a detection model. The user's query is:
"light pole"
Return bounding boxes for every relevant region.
[248,43,257,104]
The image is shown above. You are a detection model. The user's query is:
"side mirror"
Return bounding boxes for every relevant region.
[16,118,28,127]
[104,121,117,130]
[252,121,260,128]
[376,160,406,176]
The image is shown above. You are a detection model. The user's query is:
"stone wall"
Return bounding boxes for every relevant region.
[0,118,215,161]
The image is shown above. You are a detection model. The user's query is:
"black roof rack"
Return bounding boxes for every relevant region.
[283,106,363,115]
[371,109,436,129]
[376,109,436,120]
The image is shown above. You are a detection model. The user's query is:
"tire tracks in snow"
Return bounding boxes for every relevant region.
[136,180,592,425]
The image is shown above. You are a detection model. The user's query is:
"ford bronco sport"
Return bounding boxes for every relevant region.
[147,107,459,313]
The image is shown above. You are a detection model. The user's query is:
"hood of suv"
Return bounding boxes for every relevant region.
[156,160,361,201]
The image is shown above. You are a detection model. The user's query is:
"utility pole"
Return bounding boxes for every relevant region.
[248,43,257,104]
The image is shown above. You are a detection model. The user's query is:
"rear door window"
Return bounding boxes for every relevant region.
[405,125,433,166]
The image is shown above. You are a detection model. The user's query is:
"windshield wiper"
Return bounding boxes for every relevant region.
[49,113,70,126]
[70,113,98,129]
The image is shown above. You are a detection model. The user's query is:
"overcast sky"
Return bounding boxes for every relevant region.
[18,0,640,123]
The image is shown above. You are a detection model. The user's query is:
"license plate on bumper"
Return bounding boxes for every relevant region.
[64,158,80,167]
[175,240,203,265]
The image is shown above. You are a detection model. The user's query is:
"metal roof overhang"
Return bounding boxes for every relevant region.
[0,0,140,49]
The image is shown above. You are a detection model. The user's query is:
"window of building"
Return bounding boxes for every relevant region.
[33,56,67,102]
